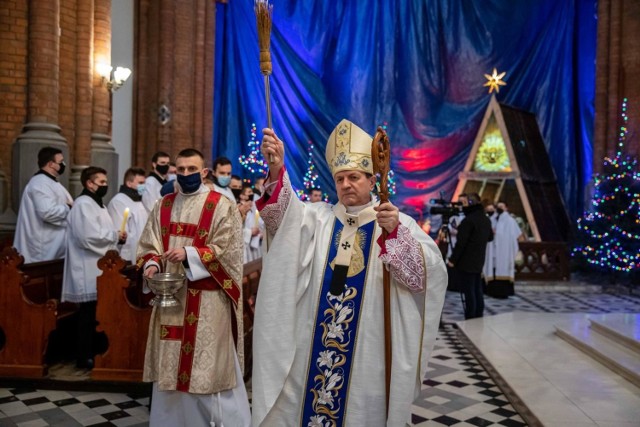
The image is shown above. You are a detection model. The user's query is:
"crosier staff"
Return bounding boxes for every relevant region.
[372,127,392,417]
[254,0,275,164]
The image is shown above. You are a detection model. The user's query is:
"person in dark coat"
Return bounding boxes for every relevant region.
[446,193,493,319]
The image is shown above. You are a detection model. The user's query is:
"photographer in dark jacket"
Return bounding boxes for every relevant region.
[446,193,493,319]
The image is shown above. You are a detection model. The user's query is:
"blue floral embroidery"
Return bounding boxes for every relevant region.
[301,220,375,426]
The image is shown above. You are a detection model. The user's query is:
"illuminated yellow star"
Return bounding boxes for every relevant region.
[483,68,507,94]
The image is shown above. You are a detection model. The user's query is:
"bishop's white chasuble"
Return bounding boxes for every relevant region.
[252,168,448,427]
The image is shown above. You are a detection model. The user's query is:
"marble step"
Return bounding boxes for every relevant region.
[588,313,640,354]
[555,319,640,389]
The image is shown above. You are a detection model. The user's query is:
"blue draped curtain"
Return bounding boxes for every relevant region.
[214,0,596,218]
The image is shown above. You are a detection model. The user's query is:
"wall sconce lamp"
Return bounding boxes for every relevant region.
[97,63,132,92]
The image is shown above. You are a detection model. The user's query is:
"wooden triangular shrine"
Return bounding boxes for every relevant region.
[453,95,571,242]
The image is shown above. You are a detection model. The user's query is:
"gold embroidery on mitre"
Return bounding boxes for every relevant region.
[202,252,213,262]
[325,119,374,176]
[178,371,189,384]
[186,312,198,325]
[223,279,233,289]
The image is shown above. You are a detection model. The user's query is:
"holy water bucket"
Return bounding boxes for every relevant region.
[145,272,186,307]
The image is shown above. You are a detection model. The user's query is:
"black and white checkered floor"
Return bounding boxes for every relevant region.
[2,289,640,426]
[0,389,149,427]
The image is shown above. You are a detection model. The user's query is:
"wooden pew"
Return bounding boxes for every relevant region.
[241,258,261,380]
[92,250,152,382]
[515,241,570,281]
[0,247,73,378]
[0,231,14,252]
[93,251,262,382]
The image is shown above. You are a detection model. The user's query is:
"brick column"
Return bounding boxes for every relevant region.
[133,0,217,167]
[133,0,151,168]
[0,0,29,219]
[69,0,94,197]
[194,0,216,160]
[157,0,175,154]
[594,0,640,174]
[594,0,621,174]
[11,0,69,211]
[91,0,118,203]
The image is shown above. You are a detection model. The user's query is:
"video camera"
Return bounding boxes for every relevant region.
[429,191,463,223]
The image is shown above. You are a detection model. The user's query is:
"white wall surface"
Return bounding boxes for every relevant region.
[111,0,134,185]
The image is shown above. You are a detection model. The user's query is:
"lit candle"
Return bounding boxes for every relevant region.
[254,209,260,224]
[120,207,130,233]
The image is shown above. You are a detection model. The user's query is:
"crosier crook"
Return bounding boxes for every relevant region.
[372,127,392,418]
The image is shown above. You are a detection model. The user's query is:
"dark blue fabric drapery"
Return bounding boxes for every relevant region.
[214,0,596,218]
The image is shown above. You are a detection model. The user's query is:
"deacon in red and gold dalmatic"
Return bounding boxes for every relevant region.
[136,148,249,426]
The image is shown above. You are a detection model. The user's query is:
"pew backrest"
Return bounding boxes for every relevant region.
[0,247,72,378]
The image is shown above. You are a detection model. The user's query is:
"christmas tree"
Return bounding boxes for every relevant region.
[573,98,640,277]
[238,122,268,179]
[296,139,329,202]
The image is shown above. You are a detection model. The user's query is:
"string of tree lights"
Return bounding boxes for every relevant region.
[295,139,330,202]
[573,98,640,274]
[238,122,269,178]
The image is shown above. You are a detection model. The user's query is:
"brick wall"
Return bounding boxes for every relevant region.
[0,0,112,210]
[595,0,640,173]
[133,0,216,168]
[74,0,94,165]
[28,0,60,123]
[2,0,638,208]
[59,0,78,156]
[92,0,111,136]
[0,1,29,191]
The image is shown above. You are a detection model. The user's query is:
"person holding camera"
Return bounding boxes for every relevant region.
[446,193,493,319]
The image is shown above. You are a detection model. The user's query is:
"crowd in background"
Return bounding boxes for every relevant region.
[12,147,268,370]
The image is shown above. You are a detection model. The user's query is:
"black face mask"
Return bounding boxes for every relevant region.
[486,210,495,216]
[94,185,108,198]
[177,172,202,194]
[231,188,242,200]
[496,208,504,215]
[156,164,170,175]
[56,161,66,175]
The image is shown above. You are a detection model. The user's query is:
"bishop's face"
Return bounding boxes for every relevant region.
[334,170,376,207]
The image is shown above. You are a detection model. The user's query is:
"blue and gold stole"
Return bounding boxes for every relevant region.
[301,210,376,426]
